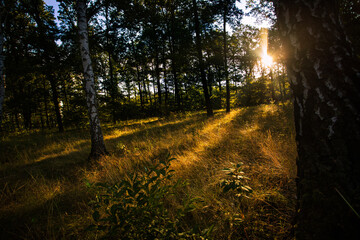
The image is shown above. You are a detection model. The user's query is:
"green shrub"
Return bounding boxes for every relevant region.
[87,155,212,239]
[221,162,252,198]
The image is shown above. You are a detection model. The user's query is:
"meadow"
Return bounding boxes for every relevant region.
[0,103,297,239]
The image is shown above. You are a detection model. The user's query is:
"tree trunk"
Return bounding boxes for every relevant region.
[192,0,213,117]
[142,77,148,103]
[146,80,152,105]
[216,66,222,108]
[223,1,230,113]
[137,79,143,109]
[105,4,117,124]
[172,61,180,110]
[76,0,107,160]
[155,53,162,112]
[108,52,117,124]
[269,69,276,102]
[43,79,50,128]
[274,0,360,239]
[48,74,64,132]
[0,31,4,129]
[163,55,169,112]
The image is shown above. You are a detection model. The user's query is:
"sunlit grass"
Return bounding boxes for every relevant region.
[0,104,297,239]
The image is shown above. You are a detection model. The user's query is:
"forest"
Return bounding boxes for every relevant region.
[0,0,359,239]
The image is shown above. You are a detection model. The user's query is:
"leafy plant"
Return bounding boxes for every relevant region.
[87,154,212,239]
[115,142,127,155]
[221,162,252,198]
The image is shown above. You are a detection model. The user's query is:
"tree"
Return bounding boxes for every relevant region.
[273,0,360,238]
[215,0,241,112]
[0,0,13,130]
[0,1,5,129]
[192,0,213,117]
[24,0,65,132]
[76,0,108,160]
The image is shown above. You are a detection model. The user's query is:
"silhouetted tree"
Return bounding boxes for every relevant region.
[192,0,213,117]
[273,0,360,238]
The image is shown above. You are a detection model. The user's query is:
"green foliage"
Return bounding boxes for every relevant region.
[87,155,212,239]
[221,162,252,198]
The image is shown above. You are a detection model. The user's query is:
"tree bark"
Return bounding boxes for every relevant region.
[192,0,213,117]
[43,78,50,128]
[76,0,107,160]
[105,3,117,124]
[223,1,230,113]
[155,53,162,112]
[162,52,169,112]
[0,31,4,129]
[274,0,360,239]
[48,74,64,132]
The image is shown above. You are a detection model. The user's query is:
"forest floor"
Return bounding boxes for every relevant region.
[0,103,297,239]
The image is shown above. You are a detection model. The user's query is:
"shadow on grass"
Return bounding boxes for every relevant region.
[164,104,296,239]
[0,112,213,239]
[0,105,295,239]
[0,185,91,240]
[0,112,210,185]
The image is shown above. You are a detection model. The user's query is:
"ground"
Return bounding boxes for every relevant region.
[0,103,297,239]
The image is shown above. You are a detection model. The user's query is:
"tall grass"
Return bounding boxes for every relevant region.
[0,104,297,239]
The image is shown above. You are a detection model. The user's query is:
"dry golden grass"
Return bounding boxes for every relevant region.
[0,104,297,239]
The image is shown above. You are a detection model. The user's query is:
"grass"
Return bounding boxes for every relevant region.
[0,103,297,239]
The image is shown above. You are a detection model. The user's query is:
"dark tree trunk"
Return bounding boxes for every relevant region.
[269,69,276,102]
[172,63,180,110]
[108,52,116,124]
[39,101,44,129]
[43,79,50,128]
[137,80,143,109]
[274,0,360,239]
[48,74,64,132]
[155,53,162,112]
[216,66,222,108]
[76,0,108,160]
[223,1,230,113]
[163,62,169,112]
[105,4,117,124]
[169,36,180,110]
[192,0,213,117]
[146,80,152,105]
[62,77,70,113]
[169,6,181,111]
[142,77,148,103]
[22,107,31,130]
[0,31,4,129]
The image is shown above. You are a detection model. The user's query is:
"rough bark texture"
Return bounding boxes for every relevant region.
[0,31,4,129]
[274,0,360,239]
[77,0,107,160]
[192,0,213,117]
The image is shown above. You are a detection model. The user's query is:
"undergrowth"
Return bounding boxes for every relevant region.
[0,104,297,239]
[86,154,212,239]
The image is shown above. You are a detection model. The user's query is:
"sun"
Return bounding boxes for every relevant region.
[261,54,273,67]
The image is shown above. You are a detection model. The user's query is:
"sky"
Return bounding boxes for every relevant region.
[44,0,59,19]
[43,0,272,29]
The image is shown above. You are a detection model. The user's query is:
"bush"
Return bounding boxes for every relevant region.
[221,162,252,198]
[87,154,212,239]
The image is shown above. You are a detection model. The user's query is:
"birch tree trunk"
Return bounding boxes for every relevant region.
[274,0,360,238]
[76,0,107,160]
